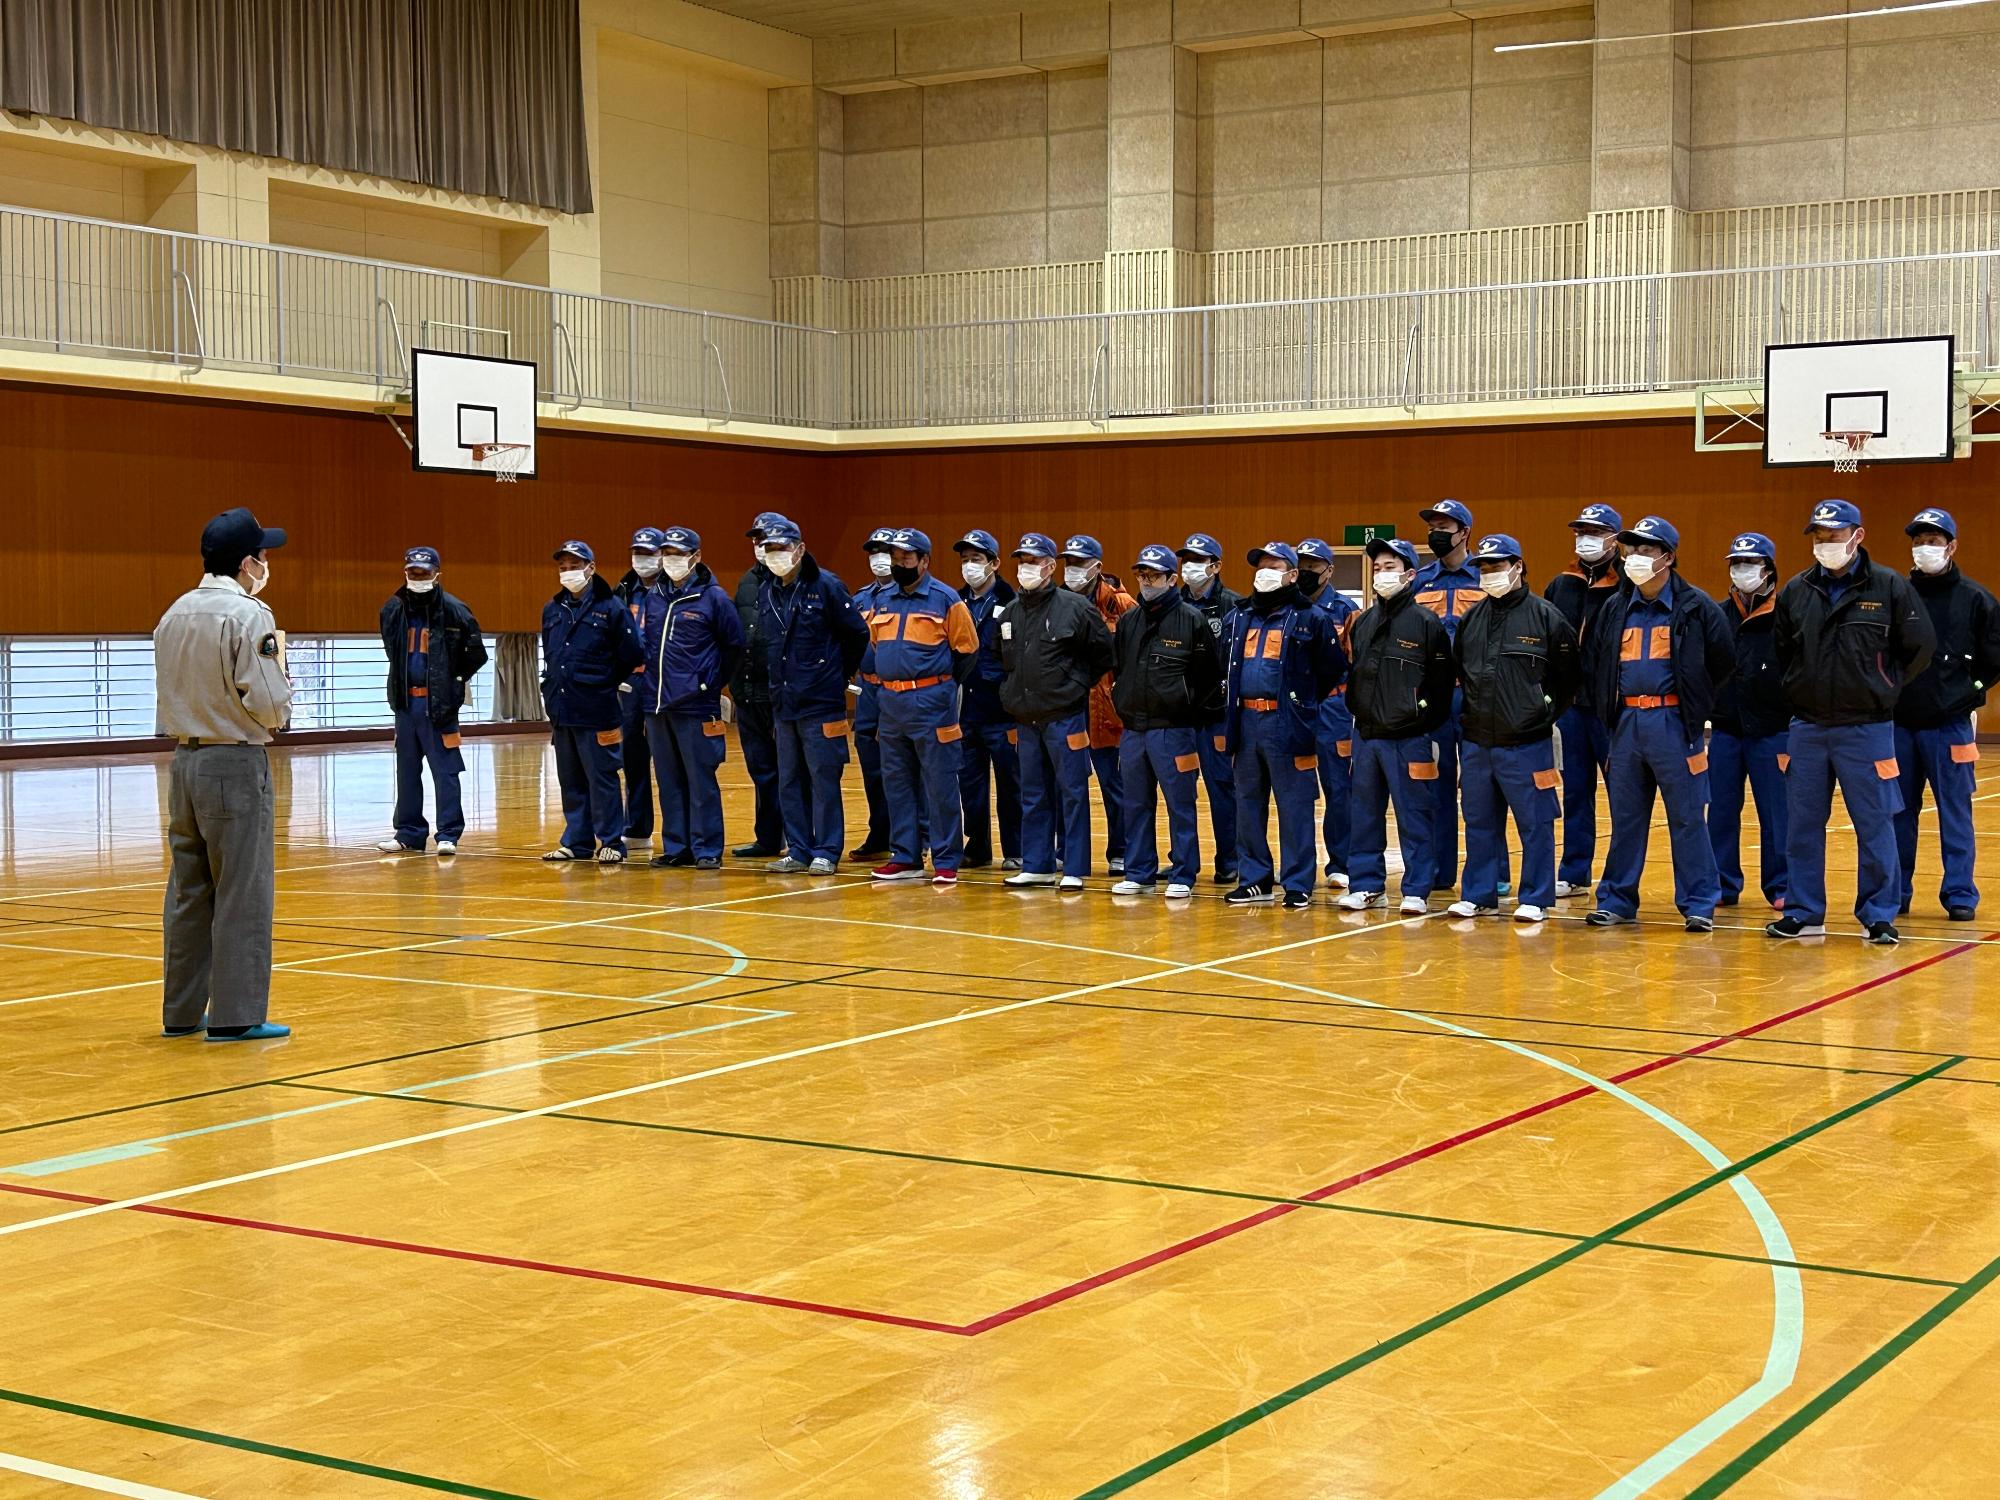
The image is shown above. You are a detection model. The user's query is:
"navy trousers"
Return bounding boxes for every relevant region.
[1198,717,1238,879]
[1460,738,1557,910]
[1348,733,1440,899]
[959,719,1022,864]
[1555,705,1611,886]
[1595,709,1721,920]
[1235,708,1320,896]
[882,722,966,870]
[392,708,465,847]
[1118,727,1202,885]
[646,712,727,861]
[619,685,654,841]
[553,724,628,855]
[1894,718,1980,913]
[1316,691,1354,878]
[1018,713,1093,877]
[1709,728,1789,908]
[734,693,784,852]
[774,715,850,864]
[1090,743,1126,864]
[1784,718,1904,927]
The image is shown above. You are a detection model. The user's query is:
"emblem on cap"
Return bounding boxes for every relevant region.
[1918,511,1941,524]
[1635,519,1655,533]
[1816,505,1838,520]
[1264,542,1283,554]
[1735,536,1754,551]
[1581,506,1603,520]
[1479,538,1498,552]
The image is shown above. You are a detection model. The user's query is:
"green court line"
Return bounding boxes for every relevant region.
[274,1082,1957,1292]
[0,1385,541,1499]
[1071,1055,1966,1500]
[1684,1248,2000,1496]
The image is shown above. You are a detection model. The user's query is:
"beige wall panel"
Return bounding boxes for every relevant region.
[898,14,1024,77]
[1847,33,2000,133]
[1199,37,1322,114]
[1323,91,1471,182]
[1472,76,1591,169]
[1023,3,1111,65]
[1470,9,1593,83]
[689,136,769,222]
[1209,185,1323,248]
[1048,65,1110,131]
[1690,50,1845,149]
[1176,0,1307,46]
[844,148,925,225]
[1469,160,1590,227]
[1688,137,1844,209]
[687,208,770,294]
[1048,202,1110,259]
[925,73,1048,144]
[846,88,927,152]
[845,220,927,276]
[603,115,691,207]
[1846,126,2000,199]
[768,147,817,224]
[598,193,692,281]
[925,209,1047,270]
[1204,105,1322,194]
[1323,170,1468,236]
[1110,0,1173,49]
[1324,21,1470,100]
[925,137,1049,218]
[1049,128,1109,207]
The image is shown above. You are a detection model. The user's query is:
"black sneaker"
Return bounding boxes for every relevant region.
[847,844,890,863]
[1585,910,1632,927]
[1866,922,1901,946]
[733,843,780,859]
[649,851,695,869]
[1281,889,1311,910]
[1224,882,1275,905]
[1107,857,1125,875]
[1212,869,1238,887]
[960,856,993,870]
[1766,915,1827,938]
[1948,906,1977,922]
[693,856,721,870]
[1685,914,1714,933]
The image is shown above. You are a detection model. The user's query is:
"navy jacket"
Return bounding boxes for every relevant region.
[730,563,773,703]
[760,553,869,723]
[1455,586,1579,747]
[1897,565,2000,729]
[1544,559,1623,711]
[380,587,487,726]
[1714,589,1787,740]
[541,575,646,730]
[1346,588,1455,741]
[1220,586,1348,758]
[629,564,746,717]
[1580,575,1734,742]
[1774,548,1936,726]
[958,576,1017,727]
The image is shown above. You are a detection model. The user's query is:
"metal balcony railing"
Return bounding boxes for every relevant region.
[2,204,1996,430]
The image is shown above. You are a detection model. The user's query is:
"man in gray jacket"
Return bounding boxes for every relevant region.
[153,508,294,1041]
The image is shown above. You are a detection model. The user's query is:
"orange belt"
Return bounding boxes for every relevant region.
[1325,684,1346,699]
[882,675,950,692]
[860,673,882,685]
[1243,697,1281,711]
[1623,693,1680,709]
[409,686,428,698]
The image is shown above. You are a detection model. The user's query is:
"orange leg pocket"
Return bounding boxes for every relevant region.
[1174,752,1200,773]
[1875,758,1899,780]
[1532,768,1561,791]
[1777,753,1790,773]
[1951,741,1980,764]
[1066,731,1090,751]
[1336,739,1352,758]
[1686,750,1709,775]
[1293,755,1318,773]
[1407,761,1438,781]
[823,720,851,739]
[595,729,622,748]
[1006,728,1019,746]
[1214,735,1228,753]
[702,720,727,737]
[936,724,964,744]
[441,732,462,750]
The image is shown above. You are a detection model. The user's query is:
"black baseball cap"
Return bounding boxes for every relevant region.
[200,508,287,574]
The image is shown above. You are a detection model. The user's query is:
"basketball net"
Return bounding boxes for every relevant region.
[470,442,530,484]
[1822,430,1871,475]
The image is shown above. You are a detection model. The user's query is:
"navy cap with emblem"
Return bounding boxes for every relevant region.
[864,527,898,553]
[403,546,441,571]
[1906,507,1957,539]
[1419,498,1474,529]
[1177,532,1223,561]
[1805,499,1863,532]
[1367,536,1420,570]
[553,539,595,563]
[1060,534,1103,561]
[1474,533,1523,562]
[1247,541,1299,568]
[660,526,700,552]
[1726,532,1776,562]
[1296,537,1335,564]
[1012,531,1059,560]
[953,528,1001,557]
[631,527,667,551]
[1619,515,1680,551]
[890,527,933,556]
[1132,543,1178,573]
[746,511,789,539]
[1569,503,1623,532]
[760,517,803,545]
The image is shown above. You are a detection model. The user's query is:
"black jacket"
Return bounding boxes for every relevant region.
[730,562,772,702]
[997,583,1113,727]
[1774,548,1936,726]
[1580,575,1734,742]
[1347,588,1456,741]
[380,587,488,725]
[1896,565,2000,729]
[1713,589,1787,740]
[1543,559,1622,710]
[1181,578,1240,717]
[1455,586,1580,747]
[1111,592,1222,731]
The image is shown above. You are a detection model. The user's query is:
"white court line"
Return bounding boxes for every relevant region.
[0,918,1426,1241]
[0,939,161,964]
[0,1450,203,1498]
[0,854,391,907]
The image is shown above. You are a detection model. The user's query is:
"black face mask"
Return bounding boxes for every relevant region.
[1297,570,1325,598]
[890,563,922,588]
[1428,529,1458,558]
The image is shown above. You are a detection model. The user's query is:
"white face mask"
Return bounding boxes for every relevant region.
[558,569,590,594]
[1063,564,1095,592]
[1478,567,1515,598]
[1181,560,1213,587]
[1729,563,1767,594]
[763,546,798,577]
[1253,567,1286,593]
[243,556,270,597]
[961,559,991,587]
[1017,561,1050,590]
[1912,544,1951,575]
[405,576,436,595]
[631,553,662,578]
[869,552,894,578]
[1813,538,1855,572]
[1373,569,1407,599]
[1622,554,1661,585]
[1574,535,1610,563]
[661,555,694,583]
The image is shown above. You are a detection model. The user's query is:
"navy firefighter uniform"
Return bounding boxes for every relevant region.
[1298,537,1358,887]
[868,528,981,879]
[1581,517,1733,928]
[1222,543,1348,906]
[1178,532,1241,884]
[1453,534,1579,917]
[1894,506,2000,919]
[1412,498,1502,892]
[541,541,647,860]
[1771,500,1936,941]
[379,547,487,853]
[613,528,665,846]
[1709,532,1790,911]
[630,527,745,867]
[1543,503,1624,892]
[851,527,903,860]
[953,529,1022,868]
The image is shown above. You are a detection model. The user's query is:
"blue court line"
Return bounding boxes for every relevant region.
[3,932,771,1179]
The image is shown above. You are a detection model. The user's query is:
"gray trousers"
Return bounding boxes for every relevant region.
[163,744,276,1030]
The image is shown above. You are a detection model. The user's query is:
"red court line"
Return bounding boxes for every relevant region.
[0,938,1980,1338]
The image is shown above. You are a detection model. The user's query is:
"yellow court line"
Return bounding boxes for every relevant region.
[0,916,1427,1242]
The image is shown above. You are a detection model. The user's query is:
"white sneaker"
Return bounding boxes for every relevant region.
[1164,882,1193,899]
[435,840,457,857]
[1336,890,1385,910]
[808,857,837,875]
[1447,900,1498,918]
[596,847,626,864]
[1058,875,1085,891]
[1554,880,1589,899]
[1110,879,1154,896]
[1004,870,1059,887]
[1327,871,1350,890]
[1514,904,1546,923]
[1399,896,1428,915]
[376,838,417,853]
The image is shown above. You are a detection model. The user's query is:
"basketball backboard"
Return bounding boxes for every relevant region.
[411,348,538,479]
[1762,335,1955,468]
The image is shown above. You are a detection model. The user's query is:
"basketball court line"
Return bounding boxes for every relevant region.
[0,1449,203,1499]
[0,853,395,905]
[1072,1057,1964,1499]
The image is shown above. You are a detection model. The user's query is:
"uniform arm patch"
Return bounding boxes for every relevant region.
[258,633,280,658]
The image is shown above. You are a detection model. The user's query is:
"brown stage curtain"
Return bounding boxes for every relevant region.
[0,0,590,215]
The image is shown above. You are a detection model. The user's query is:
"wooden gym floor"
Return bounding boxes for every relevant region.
[0,734,1995,1499]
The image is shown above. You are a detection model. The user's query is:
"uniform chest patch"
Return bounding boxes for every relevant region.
[258,633,279,658]
[1514,634,1542,647]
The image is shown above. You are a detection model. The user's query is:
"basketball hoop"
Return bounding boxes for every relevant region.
[469,442,530,483]
[1822,430,1873,474]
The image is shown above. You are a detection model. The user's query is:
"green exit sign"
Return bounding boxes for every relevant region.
[1344,524,1395,545]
